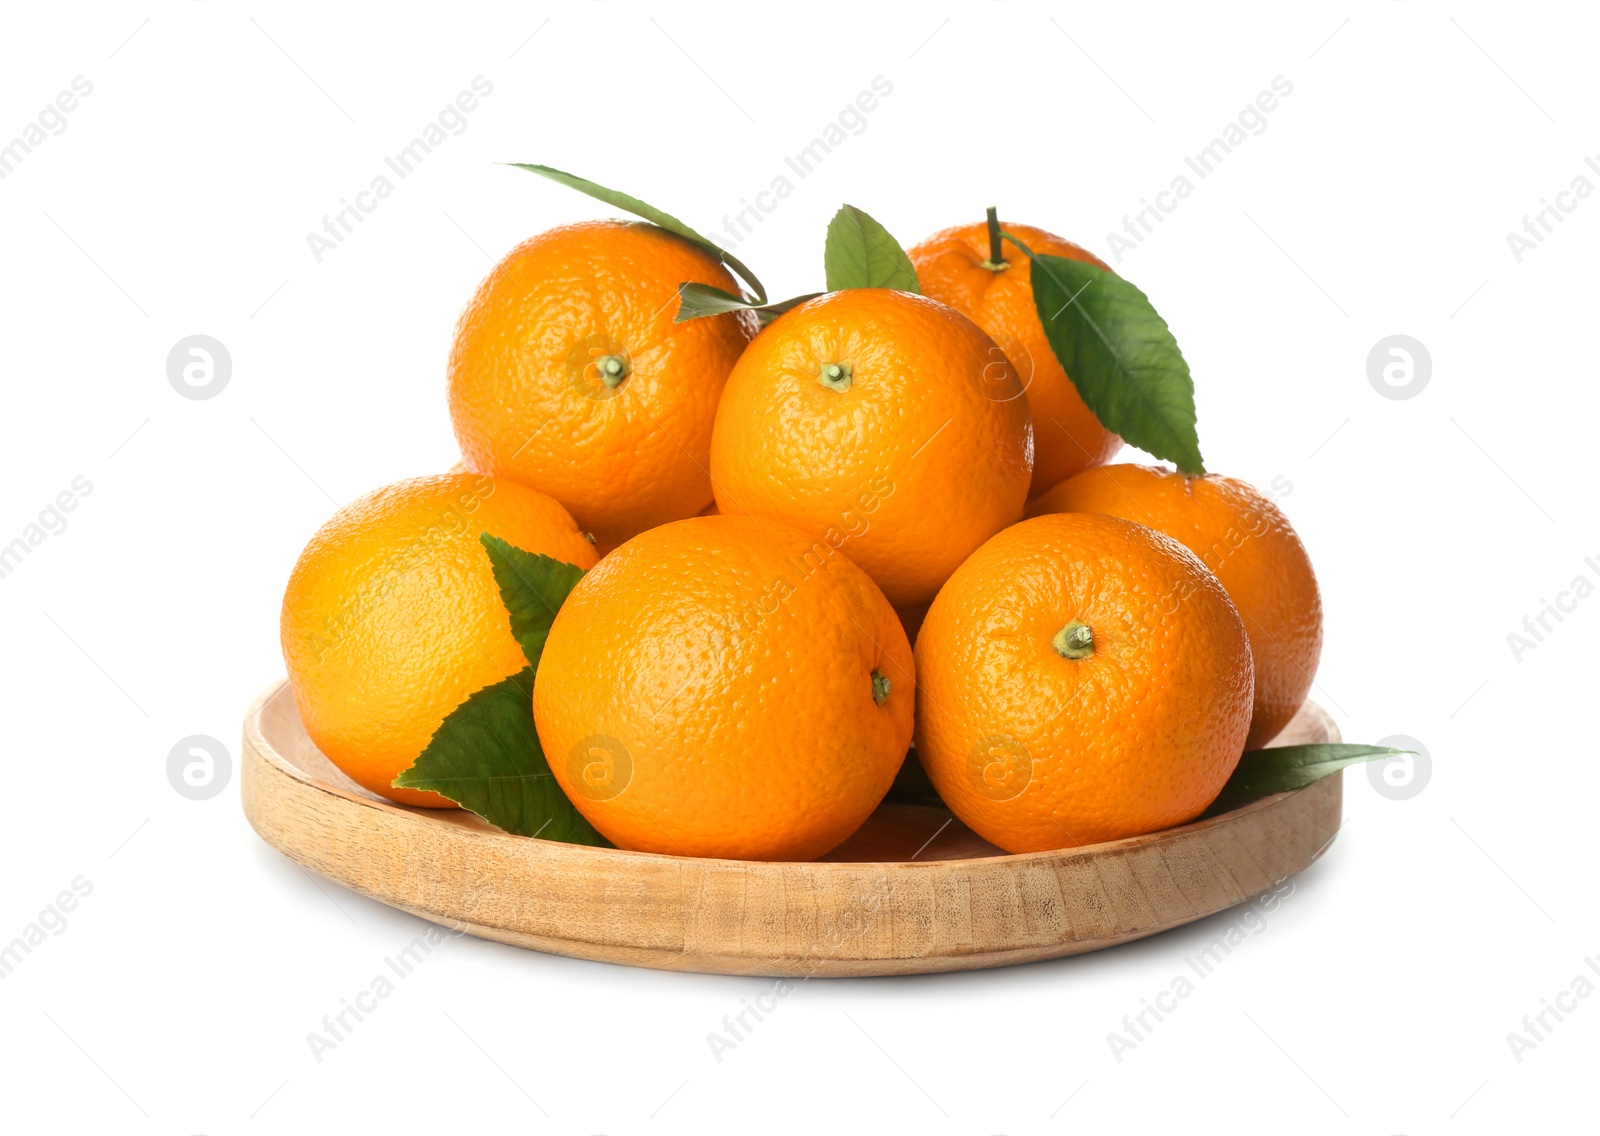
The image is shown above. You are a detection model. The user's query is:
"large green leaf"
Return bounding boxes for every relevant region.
[394,668,609,844]
[393,539,603,843]
[507,162,766,303]
[1010,235,1204,474]
[823,205,920,292]
[1203,744,1411,817]
[478,534,586,669]
[674,282,821,327]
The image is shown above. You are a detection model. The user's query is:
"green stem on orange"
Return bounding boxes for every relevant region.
[818,361,853,392]
[871,669,891,705]
[980,206,1008,271]
[1053,620,1094,660]
[595,354,630,388]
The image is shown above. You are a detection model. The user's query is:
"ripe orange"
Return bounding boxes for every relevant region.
[908,222,1121,494]
[1029,464,1321,749]
[914,512,1253,852]
[447,220,754,548]
[708,288,1033,610]
[280,473,597,806]
[532,514,914,860]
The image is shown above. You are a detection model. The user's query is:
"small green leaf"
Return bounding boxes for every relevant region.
[824,205,920,293]
[506,162,766,303]
[394,668,610,844]
[478,534,586,669]
[1010,237,1204,474]
[674,283,822,326]
[1204,744,1412,817]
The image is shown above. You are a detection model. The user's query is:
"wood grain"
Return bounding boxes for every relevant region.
[241,680,1342,976]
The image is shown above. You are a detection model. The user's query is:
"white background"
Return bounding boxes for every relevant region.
[1,2,1594,1132]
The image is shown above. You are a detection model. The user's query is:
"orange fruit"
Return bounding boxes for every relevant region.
[708,288,1033,610]
[914,512,1253,852]
[447,220,754,548]
[532,514,914,860]
[280,473,597,806]
[908,222,1121,494]
[1029,464,1321,749]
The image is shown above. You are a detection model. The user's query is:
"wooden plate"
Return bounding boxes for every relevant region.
[242,680,1342,977]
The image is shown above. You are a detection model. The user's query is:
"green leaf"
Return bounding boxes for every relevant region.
[1010,237,1204,474]
[394,668,610,844]
[1204,744,1412,817]
[478,534,586,669]
[823,205,920,293]
[674,283,822,327]
[506,162,766,303]
[394,537,603,843]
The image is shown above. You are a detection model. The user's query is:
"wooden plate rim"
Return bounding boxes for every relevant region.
[242,679,1338,872]
[242,680,1343,975]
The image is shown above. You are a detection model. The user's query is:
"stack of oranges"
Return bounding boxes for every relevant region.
[279,192,1322,862]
